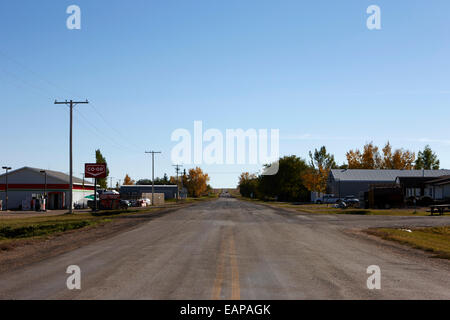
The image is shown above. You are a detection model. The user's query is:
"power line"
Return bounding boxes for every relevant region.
[0,49,72,97]
[88,102,142,151]
[73,108,140,153]
[0,51,142,153]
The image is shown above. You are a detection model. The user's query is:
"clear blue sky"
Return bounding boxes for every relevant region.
[1,0,449,188]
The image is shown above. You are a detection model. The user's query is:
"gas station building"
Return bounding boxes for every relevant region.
[0,167,95,210]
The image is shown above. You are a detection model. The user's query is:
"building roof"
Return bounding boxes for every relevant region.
[426,175,450,186]
[0,167,94,186]
[330,169,450,182]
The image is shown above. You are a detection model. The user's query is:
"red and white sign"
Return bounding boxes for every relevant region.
[85,163,107,179]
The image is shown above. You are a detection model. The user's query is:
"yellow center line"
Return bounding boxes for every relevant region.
[212,231,227,300]
[229,232,241,300]
[212,228,241,300]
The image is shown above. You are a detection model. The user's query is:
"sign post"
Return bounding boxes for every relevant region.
[85,163,107,212]
[94,178,97,212]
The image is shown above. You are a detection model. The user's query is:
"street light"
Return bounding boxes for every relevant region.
[2,166,12,211]
[40,170,47,212]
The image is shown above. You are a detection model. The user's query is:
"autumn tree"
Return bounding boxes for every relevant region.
[303,146,336,194]
[346,142,382,169]
[346,142,415,169]
[415,145,440,170]
[123,174,135,185]
[382,142,415,169]
[185,167,210,197]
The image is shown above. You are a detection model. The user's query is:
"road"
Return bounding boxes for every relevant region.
[0,197,449,299]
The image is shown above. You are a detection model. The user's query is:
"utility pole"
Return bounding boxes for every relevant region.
[145,151,161,206]
[109,176,115,190]
[2,166,11,211]
[173,164,183,200]
[54,99,89,214]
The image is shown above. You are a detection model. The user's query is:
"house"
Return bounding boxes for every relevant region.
[328,169,450,199]
[0,167,95,210]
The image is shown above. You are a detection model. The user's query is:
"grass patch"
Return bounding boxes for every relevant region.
[234,195,437,216]
[0,220,93,239]
[292,204,433,216]
[367,226,450,259]
[0,206,160,246]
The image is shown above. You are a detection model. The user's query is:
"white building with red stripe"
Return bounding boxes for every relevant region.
[0,167,95,210]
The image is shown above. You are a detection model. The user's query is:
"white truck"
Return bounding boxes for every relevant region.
[313,194,341,204]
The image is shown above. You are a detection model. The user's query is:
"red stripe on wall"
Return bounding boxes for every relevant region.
[0,184,95,191]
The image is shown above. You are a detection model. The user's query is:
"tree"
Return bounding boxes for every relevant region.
[303,166,330,195]
[136,174,174,185]
[123,174,135,185]
[346,142,415,170]
[185,167,210,197]
[95,149,109,189]
[136,179,152,185]
[238,172,259,198]
[415,145,440,170]
[309,146,336,170]
[381,142,415,170]
[258,156,310,202]
[346,142,382,169]
[303,146,336,194]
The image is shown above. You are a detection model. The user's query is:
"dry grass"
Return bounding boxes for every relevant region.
[234,195,440,216]
[367,226,450,259]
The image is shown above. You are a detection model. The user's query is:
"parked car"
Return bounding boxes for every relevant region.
[129,200,137,207]
[342,195,360,206]
[315,194,340,204]
[119,200,131,209]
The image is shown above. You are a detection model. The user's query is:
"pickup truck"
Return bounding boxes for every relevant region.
[314,194,341,204]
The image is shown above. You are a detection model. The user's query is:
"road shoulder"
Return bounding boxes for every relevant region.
[0,204,193,273]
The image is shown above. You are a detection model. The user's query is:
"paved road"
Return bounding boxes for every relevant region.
[1,198,449,299]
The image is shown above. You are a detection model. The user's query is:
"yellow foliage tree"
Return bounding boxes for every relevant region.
[303,146,336,194]
[185,167,210,197]
[303,166,329,194]
[123,174,135,185]
[347,142,415,169]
